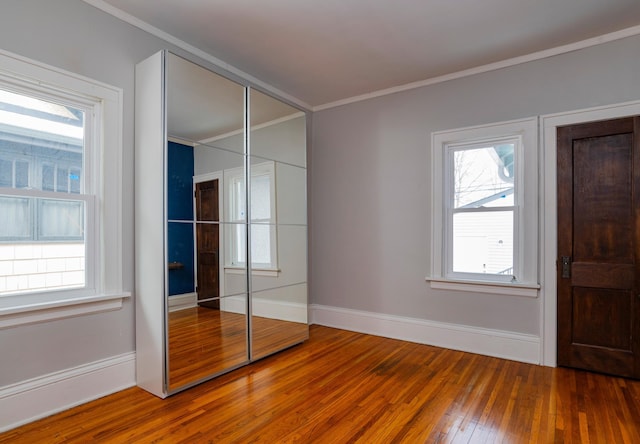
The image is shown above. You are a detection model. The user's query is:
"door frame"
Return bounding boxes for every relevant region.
[541,99,640,367]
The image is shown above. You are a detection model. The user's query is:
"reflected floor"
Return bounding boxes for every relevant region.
[168,306,308,390]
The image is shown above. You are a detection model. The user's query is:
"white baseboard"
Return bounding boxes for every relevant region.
[0,352,136,433]
[222,295,308,323]
[310,304,540,365]
[168,292,197,312]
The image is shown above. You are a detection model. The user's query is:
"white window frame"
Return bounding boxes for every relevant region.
[428,117,539,297]
[0,49,128,328]
[224,161,278,275]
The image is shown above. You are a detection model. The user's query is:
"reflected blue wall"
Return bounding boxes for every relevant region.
[167,141,195,296]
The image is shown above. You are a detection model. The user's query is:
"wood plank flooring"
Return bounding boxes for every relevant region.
[2,325,640,443]
[168,306,309,390]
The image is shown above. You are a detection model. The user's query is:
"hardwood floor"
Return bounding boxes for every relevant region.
[2,325,640,443]
[168,306,309,390]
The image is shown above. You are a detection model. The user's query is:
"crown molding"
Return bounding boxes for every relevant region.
[81,0,312,111]
[313,24,640,112]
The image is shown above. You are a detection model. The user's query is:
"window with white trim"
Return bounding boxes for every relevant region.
[430,118,538,293]
[225,161,277,270]
[0,49,126,327]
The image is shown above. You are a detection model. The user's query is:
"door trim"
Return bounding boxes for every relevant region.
[541,99,640,367]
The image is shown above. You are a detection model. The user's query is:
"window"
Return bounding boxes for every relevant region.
[430,118,538,295]
[225,161,278,271]
[0,49,126,327]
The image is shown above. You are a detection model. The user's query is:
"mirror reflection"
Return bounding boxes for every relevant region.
[249,89,308,360]
[164,53,308,391]
[166,54,248,391]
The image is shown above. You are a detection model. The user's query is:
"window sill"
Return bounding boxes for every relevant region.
[426,277,539,298]
[0,291,131,329]
[225,267,280,278]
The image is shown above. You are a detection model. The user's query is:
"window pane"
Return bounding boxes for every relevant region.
[0,195,31,239]
[69,168,81,194]
[453,144,514,209]
[0,159,11,187]
[37,199,84,240]
[42,164,54,191]
[233,178,246,221]
[56,167,69,192]
[0,196,86,295]
[452,211,513,275]
[0,88,84,194]
[251,224,271,265]
[251,174,270,220]
[15,160,29,188]
[234,223,246,265]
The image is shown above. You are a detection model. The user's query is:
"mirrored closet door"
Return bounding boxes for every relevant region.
[135,51,308,398]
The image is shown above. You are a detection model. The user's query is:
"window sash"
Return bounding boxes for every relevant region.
[0,79,98,298]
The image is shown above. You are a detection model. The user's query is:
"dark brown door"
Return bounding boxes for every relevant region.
[195,179,220,309]
[557,116,640,379]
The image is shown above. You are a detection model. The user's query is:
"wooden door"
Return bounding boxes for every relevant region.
[195,179,220,309]
[557,116,640,378]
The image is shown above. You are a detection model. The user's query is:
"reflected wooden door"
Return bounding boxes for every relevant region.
[557,116,640,378]
[195,179,219,309]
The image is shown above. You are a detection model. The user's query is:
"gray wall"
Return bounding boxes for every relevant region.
[310,34,640,336]
[0,0,171,386]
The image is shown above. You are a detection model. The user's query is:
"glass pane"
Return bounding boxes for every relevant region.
[250,225,308,360]
[453,144,515,209]
[167,221,195,296]
[0,198,85,295]
[167,294,248,391]
[42,165,54,191]
[233,223,246,265]
[0,88,84,194]
[452,211,513,275]
[251,224,272,266]
[38,199,84,240]
[249,88,306,168]
[0,159,11,187]
[233,178,246,221]
[0,196,31,239]
[167,141,194,221]
[15,161,29,188]
[69,169,81,194]
[251,174,271,220]
[56,167,69,192]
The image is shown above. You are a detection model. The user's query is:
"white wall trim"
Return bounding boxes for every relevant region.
[81,0,311,111]
[0,292,130,330]
[0,352,136,433]
[168,292,197,312]
[314,25,640,111]
[222,295,307,323]
[539,99,640,367]
[199,111,305,145]
[310,304,540,365]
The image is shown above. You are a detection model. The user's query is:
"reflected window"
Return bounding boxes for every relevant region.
[225,161,277,270]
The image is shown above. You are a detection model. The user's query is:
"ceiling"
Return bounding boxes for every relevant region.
[94,0,640,109]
